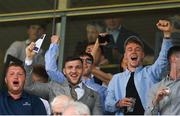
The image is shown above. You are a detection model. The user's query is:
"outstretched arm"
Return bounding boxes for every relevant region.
[24,42,49,99]
[45,35,65,83]
[148,20,173,82]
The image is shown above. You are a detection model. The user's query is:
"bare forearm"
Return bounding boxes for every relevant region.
[91,67,112,84]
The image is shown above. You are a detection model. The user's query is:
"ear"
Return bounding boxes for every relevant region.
[142,52,145,59]
[124,52,127,59]
[5,77,7,84]
[63,68,66,75]
[171,55,177,63]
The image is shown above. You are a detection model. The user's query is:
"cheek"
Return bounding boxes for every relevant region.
[20,78,26,83]
[78,69,83,74]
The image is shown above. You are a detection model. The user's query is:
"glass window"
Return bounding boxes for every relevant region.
[64,8,180,74]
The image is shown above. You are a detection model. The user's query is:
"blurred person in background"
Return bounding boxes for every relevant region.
[4,23,46,65]
[104,17,153,63]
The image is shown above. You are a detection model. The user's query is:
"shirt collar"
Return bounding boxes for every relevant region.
[77,82,83,89]
[6,91,28,99]
[124,65,143,74]
[25,39,31,45]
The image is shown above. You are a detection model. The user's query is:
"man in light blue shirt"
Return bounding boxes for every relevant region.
[105,20,173,115]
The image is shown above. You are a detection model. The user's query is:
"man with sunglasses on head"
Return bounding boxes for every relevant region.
[79,52,107,113]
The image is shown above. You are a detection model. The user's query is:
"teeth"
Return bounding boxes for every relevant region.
[71,75,77,77]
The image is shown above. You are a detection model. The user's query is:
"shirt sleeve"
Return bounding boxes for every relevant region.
[4,41,21,63]
[105,76,121,113]
[147,38,172,82]
[45,43,65,83]
[145,84,159,115]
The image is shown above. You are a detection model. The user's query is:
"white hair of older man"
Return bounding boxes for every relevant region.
[63,101,90,116]
[51,95,74,113]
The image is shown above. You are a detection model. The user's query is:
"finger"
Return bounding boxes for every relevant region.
[121,100,132,107]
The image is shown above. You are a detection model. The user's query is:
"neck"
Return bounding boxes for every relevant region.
[8,91,22,100]
[127,65,137,72]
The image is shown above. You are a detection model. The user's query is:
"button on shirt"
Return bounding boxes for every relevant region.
[0,91,47,115]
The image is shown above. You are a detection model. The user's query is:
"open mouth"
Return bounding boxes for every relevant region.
[71,74,78,78]
[131,56,138,61]
[13,81,19,85]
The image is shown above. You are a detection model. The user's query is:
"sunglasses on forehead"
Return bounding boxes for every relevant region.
[81,58,93,64]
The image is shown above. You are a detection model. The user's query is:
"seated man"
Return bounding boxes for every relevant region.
[0,63,46,115]
[4,24,45,65]
[51,95,74,115]
[145,46,180,115]
[62,101,90,115]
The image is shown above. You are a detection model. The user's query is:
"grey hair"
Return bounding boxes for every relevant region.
[51,95,74,111]
[64,101,90,115]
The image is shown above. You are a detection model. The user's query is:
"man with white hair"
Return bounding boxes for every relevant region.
[51,95,74,115]
[63,101,90,116]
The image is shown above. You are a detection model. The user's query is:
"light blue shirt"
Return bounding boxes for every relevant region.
[105,39,172,115]
[45,43,107,111]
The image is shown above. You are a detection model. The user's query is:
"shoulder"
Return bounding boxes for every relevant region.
[8,41,26,49]
[112,72,124,80]
[84,84,99,96]
[24,92,41,100]
[11,40,25,46]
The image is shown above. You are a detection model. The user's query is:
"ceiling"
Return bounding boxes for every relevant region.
[0,0,54,14]
[0,0,166,15]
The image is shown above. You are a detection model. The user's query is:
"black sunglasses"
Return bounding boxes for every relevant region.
[81,58,93,64]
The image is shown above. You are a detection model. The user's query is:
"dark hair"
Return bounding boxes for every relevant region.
[86,42,104,55]
[63,56,83,68]
[32,64,49,82]
[27,23,46,30]
[167,46,180,61]
[5,62,26,77]
[79,52,94,64]
[124,36,144,50]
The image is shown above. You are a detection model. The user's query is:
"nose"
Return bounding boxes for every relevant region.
[13,74,19,79]
[71,67,77,73]
[132,48,137,53]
